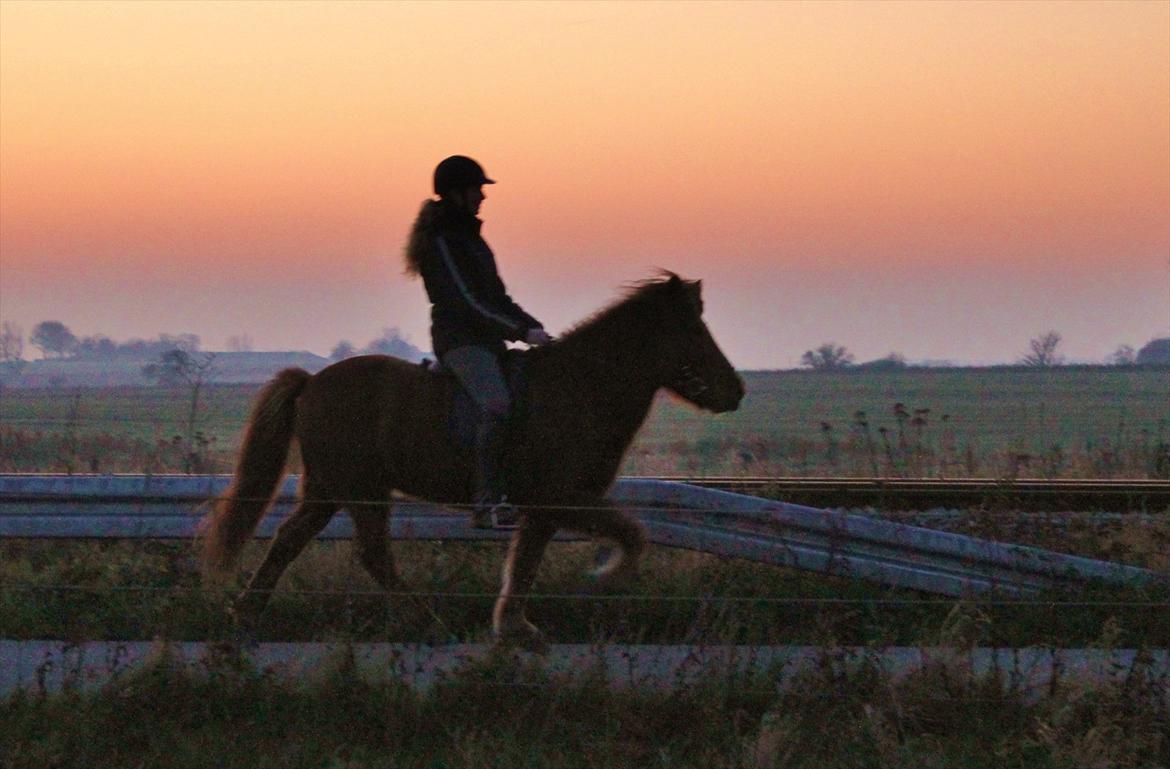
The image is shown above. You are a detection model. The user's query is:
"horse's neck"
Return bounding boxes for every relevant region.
[553,319,662,441]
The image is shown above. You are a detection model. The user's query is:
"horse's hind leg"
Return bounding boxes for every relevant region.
[232,496,338,629]
[350,502,405,593]
[557,499,646,587]
[492,518,556,649]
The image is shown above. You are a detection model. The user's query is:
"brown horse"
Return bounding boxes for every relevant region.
[202,273,744,644]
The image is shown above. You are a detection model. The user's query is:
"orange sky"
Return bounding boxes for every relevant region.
[1,0,1167,367]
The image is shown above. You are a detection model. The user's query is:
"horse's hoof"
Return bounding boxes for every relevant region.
[584,567,639,593]
[207,615,258,664]
[424,629,461,647]
[230,622,260,650]
[227,600,261,642]
[492,621,548,654]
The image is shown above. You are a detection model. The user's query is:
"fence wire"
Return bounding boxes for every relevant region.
[4,490,1169,518]
[4,583,1168,607]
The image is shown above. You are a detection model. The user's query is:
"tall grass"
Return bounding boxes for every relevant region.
[3,369,1167,765]
[3,539,1167,647]
[633,367,1170,478]
[4,368,1167,477]
[3,635,1166,769]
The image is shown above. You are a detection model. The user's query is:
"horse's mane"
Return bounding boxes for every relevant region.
[554,270,685,345]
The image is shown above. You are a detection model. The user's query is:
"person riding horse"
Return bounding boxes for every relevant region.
[404,156,553,529]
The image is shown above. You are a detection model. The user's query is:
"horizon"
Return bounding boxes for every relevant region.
[2,1,1168,369]
[8,325,1169,370]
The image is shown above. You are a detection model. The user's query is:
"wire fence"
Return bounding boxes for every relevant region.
[5,490,1170,516]
[5,582,1169,607]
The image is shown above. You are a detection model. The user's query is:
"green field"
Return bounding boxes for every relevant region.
[3,366,1168,477]
[2,535,1167,769]
[3,532,1167,646]
[5,645,1166,769]
[3,536,1167,768]
[4,368,1169,767]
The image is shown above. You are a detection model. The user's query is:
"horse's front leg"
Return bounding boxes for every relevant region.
[492,516,556,650]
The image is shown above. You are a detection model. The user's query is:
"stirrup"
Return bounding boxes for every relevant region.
[470,506,493,530]
[489,497,520,530]
[471,496,519,530]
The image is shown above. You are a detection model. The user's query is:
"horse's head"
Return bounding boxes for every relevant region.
[652,274,745,413]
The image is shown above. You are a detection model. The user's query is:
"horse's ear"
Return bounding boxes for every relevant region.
[679,278,703,314]
[666,272,683,288]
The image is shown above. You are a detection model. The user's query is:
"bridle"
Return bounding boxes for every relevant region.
[666,360,712,401]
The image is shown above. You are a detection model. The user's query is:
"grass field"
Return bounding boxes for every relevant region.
[3,535,1166,647]
[5,645,1166,769]
[3,533,1167,767]
[3,366,1168,767]
[3,365,1168,477]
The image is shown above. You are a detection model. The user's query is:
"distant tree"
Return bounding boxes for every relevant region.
[158,333,200,353]
[362,327,425,362]
[1136,338,1170,365]
[115,335,194,357]
[331,340,357,361]
[227,334,253,352]
[75,335,117,358]
[30,321,77,358]
[0,322,25,386]
[143,349,218,472]
[0,322,23,363]
[856,352,907,371]
[1020,331,1064,367]
[800,343,854,371]
[117,338,150,356]
[1108,344,1137,366]
[142,348,214,387]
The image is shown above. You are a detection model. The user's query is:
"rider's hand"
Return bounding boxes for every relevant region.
[525,328,553,346]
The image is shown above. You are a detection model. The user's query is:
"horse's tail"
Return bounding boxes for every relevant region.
[202,367,311,574]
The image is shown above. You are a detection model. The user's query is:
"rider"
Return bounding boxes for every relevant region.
[404,155,553,529]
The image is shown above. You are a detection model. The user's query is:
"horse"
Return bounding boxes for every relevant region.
[201,272,744,645]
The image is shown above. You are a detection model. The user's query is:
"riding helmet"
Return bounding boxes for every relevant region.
[433,156,496,196]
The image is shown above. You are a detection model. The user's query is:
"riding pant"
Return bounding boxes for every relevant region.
[441,344,510,417]
[441,344,511,505]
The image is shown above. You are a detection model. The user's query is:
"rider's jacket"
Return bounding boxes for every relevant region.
[406,199,543,357]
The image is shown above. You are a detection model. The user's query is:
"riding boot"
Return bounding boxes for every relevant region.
[471,412,518,529]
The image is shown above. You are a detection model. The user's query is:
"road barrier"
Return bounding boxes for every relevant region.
[662,476,1170,512]
[0,474,1163,597]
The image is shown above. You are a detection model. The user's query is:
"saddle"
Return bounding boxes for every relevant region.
[422,349,530,452]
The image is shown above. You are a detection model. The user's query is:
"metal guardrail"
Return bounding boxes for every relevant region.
[658,477,1170,512]
[0,474,1163,597]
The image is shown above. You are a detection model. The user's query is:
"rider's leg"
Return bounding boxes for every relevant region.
[440,345,515,528]
[473,411,511,520]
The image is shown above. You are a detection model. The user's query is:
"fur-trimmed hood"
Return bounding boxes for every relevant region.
[404,199,481,276]
[402,197,543,355]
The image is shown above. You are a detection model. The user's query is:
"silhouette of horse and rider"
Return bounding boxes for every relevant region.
[203,157,744,646]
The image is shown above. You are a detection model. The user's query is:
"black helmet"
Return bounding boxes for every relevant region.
[433,155,496,196]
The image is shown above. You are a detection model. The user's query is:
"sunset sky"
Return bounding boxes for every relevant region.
[1,0,1167,368]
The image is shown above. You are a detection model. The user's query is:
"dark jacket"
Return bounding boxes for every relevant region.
[406,199,543,357]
